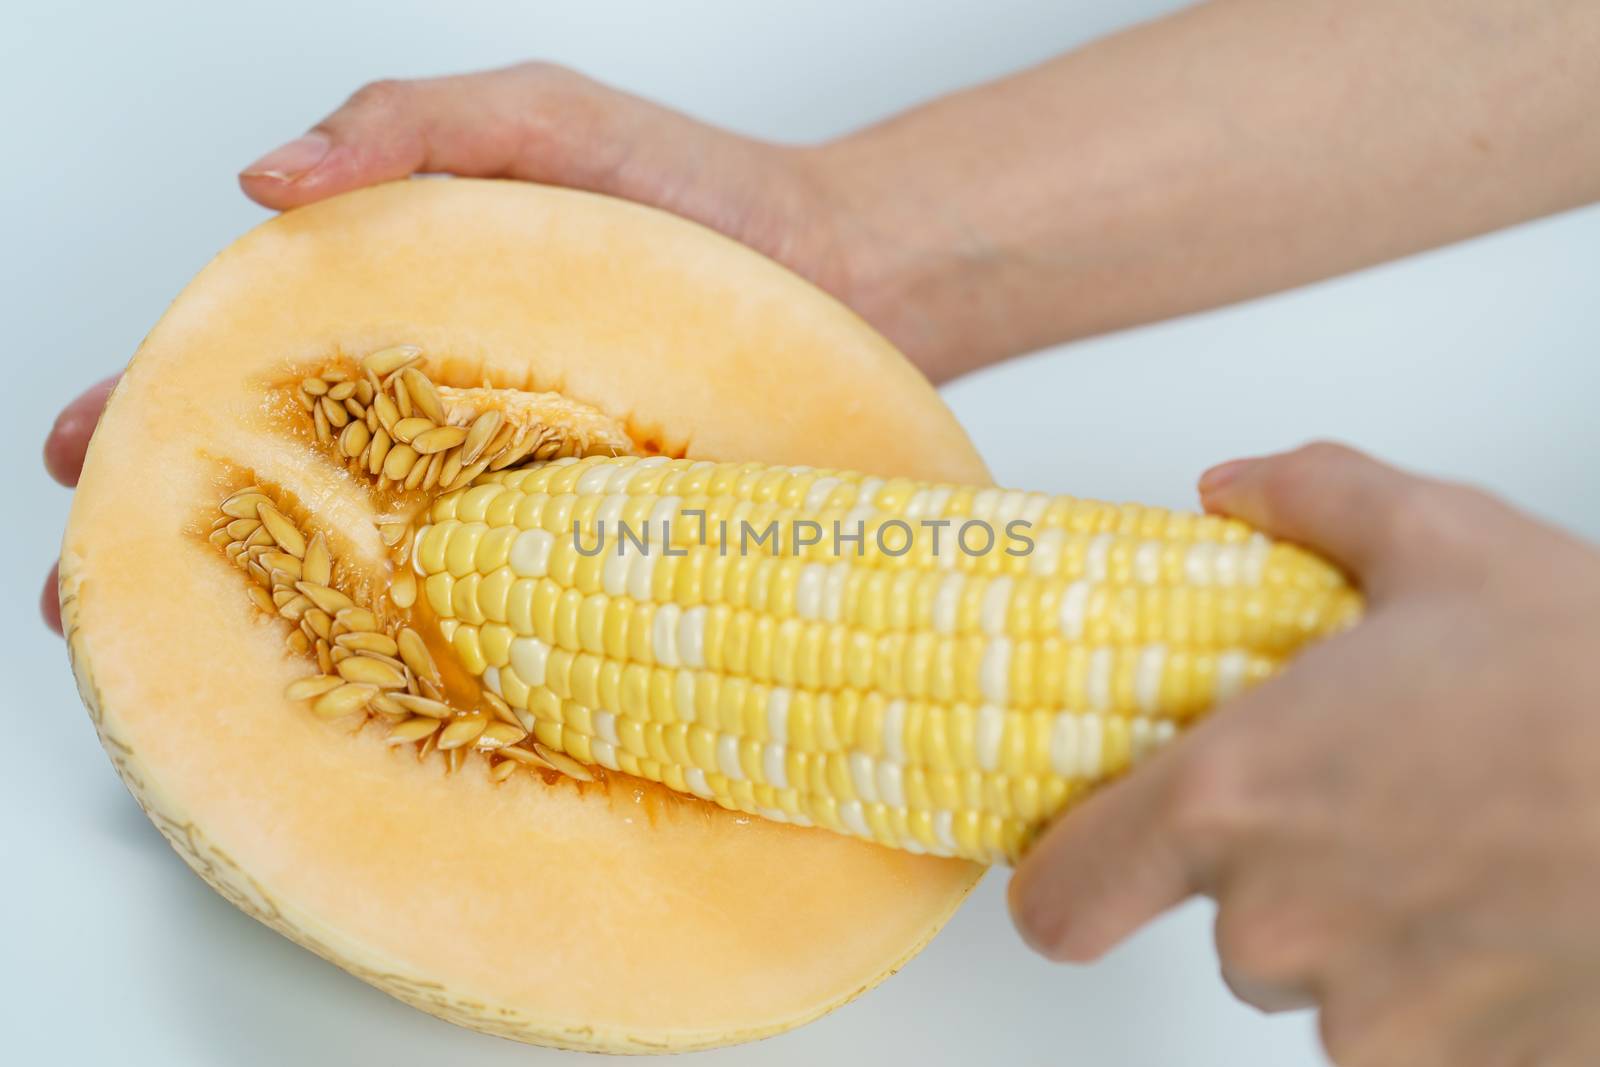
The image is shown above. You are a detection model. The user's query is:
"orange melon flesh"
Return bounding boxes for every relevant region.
[62,179,989,1051]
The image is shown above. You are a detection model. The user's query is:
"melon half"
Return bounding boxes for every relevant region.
[60,179,989,1051]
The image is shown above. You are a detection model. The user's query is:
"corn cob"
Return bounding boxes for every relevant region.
[409,454,1359,863]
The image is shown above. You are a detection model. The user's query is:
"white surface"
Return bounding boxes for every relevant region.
[5,2,1598,1064]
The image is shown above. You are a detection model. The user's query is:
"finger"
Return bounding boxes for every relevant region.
[1197,441,1436,597]
[41,562,62,635]
[1008,740,1201,962]
[43,376,119,487]
[239,62,705,211]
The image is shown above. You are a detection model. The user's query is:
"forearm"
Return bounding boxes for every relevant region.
[816,0,1600,382]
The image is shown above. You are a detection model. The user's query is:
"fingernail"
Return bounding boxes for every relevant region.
[241,132,330,181]
[1198,458,1255,495]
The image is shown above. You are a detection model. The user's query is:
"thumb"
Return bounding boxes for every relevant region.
[1197,441,1448,598]
[238,62,727,212]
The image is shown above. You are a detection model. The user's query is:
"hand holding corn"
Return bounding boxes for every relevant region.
[1012,443,1600,1066]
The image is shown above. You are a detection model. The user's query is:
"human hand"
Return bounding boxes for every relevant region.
[235,63,875,325]
[1010,443,1600,1066]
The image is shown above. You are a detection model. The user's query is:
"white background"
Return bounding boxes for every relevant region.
[5,2,1598,1064]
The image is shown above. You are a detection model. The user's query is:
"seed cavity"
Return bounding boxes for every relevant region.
[294,348,634,496]
[212,345,636,787]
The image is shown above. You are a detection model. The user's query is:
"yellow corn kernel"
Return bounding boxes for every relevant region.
[476,566,514,623]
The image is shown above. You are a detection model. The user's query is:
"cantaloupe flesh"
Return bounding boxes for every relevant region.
[62,179,991,1051]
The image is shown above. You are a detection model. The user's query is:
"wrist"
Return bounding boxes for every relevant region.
[797,137,1002,385]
